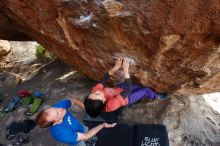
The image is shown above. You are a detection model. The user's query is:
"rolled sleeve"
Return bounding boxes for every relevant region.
[91,83,104,93]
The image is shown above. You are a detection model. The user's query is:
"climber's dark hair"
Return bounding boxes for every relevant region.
[84,98,104,118]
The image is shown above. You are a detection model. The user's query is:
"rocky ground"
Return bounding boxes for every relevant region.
[0,59,95,146]
[0,41,220,146]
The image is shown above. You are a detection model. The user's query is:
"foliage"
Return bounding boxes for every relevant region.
[35,44,55,63]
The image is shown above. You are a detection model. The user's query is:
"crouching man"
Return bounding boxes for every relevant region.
[36,98,116,146]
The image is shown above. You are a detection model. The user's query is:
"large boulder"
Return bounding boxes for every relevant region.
[0,40,11,71]
[0,0,219,94]
[0,40,10,57]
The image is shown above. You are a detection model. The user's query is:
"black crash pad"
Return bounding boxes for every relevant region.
[85,122,169,146]
[83,107,124,123]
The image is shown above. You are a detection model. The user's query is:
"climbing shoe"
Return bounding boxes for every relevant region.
[3,96,21,112]
[33,91,44,98]
[21,96,34,106]
[17,90,32,97]
[158,93,169,100]
[25,98,43,115]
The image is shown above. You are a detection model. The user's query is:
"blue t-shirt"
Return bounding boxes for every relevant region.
[50,99,85,145]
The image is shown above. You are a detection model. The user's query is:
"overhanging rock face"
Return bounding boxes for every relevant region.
[0,0,219,94]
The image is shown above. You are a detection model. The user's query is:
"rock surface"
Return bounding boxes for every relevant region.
[0,72,22,89]
[0,0,220,94]
[9,41,37,63]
